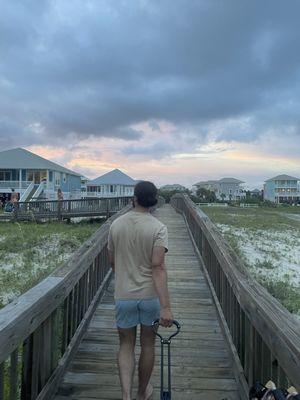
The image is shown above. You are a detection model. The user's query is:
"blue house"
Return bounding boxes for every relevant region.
[0,148,81,202]
[264,174,300,203]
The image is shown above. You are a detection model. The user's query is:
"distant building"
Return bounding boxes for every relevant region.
[193,180,219,192]
[160,184,187,192]
[263,174,300,203]
[193,177,245,201]
[249,188,262,198]
[86,169,136,198]
[0,148,81,202]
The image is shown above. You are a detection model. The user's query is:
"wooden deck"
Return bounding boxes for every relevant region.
[54,205,239,399]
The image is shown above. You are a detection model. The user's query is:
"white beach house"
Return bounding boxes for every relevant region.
[86,169,137,198]
[0,148,81,202]
[193,177,246,201]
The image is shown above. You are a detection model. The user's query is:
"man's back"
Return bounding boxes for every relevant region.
[108,210,168,300]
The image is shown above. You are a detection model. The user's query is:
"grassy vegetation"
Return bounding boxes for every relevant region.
[200,205,300,317]
[0,219,103,308]
[202,205,300,230]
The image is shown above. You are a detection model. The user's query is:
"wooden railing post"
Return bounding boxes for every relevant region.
[57,200,62,221]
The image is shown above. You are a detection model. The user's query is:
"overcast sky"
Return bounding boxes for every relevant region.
[0,0,300,188]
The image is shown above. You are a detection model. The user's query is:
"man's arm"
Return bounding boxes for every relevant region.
[152,246,173,327]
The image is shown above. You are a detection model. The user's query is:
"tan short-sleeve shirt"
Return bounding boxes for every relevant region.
[108,210,168,300]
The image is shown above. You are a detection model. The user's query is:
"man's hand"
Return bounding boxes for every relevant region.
[160,306,173,327]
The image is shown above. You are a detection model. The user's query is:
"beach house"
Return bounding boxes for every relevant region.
[193,177,246,201]
[264,174,300,203]
[0,148,81,203]
[86,169,137,198]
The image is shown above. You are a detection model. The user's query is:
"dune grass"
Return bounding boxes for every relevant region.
[200,205,300,317]
[0,219,103,308]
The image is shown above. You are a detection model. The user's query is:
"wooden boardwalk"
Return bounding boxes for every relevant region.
[54,205,239,399]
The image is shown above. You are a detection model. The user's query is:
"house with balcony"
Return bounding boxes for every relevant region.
[0,148,81,203]
[86,169,137,198]
[263,174,300,203]
[193,177,246,201]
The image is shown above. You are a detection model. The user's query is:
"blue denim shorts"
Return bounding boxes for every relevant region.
[115,298,160,329]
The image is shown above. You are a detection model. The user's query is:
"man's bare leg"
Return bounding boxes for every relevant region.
[118,327,137,400]
[137,325,156,400]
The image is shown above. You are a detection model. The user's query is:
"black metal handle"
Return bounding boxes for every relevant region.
[152,319,181,342]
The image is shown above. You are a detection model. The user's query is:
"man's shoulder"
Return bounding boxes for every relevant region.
[110,212,130,228]
[110,211,167,231]
[147,214,167,231]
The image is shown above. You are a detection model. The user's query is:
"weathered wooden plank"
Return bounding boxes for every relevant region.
[9,349,19,400]
[0,362,4,400]
[21,335,33,400]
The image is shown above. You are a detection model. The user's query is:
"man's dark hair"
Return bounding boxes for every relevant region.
[134,181,158,208]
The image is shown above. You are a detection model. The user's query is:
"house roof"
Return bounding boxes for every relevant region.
[88,169,136,186]
[266,174,300,182]
[194,180,219,186]
[0,148,81,176]
[218,177,244,184]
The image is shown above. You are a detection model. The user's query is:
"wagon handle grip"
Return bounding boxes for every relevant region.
[152,319,181,343]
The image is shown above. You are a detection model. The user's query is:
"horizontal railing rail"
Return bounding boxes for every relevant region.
[0,204,132,400]
[0,181,32,189]
[171,194,300,393]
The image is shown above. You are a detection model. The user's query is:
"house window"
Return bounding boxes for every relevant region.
[0,171,11,181]
[110,185,114,193]
[49,171,53,182]
[63,173,66,183]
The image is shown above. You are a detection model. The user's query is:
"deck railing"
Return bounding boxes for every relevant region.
[12,197,134,220]
[0,203,133,400]
[0,181,32,190]
[171,194,300,394]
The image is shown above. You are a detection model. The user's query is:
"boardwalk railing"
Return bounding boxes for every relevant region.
[0,203,132,400]
[0,196,165,400]
[11,197,133,221]
[171,194,300,394]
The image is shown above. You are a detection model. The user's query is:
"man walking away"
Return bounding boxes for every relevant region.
[108,181,173,400]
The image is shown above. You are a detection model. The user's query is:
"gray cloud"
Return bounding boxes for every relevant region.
[0,0,300,152]
[122,141,177,159]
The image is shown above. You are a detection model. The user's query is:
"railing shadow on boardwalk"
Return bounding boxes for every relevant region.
[0,194,299,400]
[171,194,300,394]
